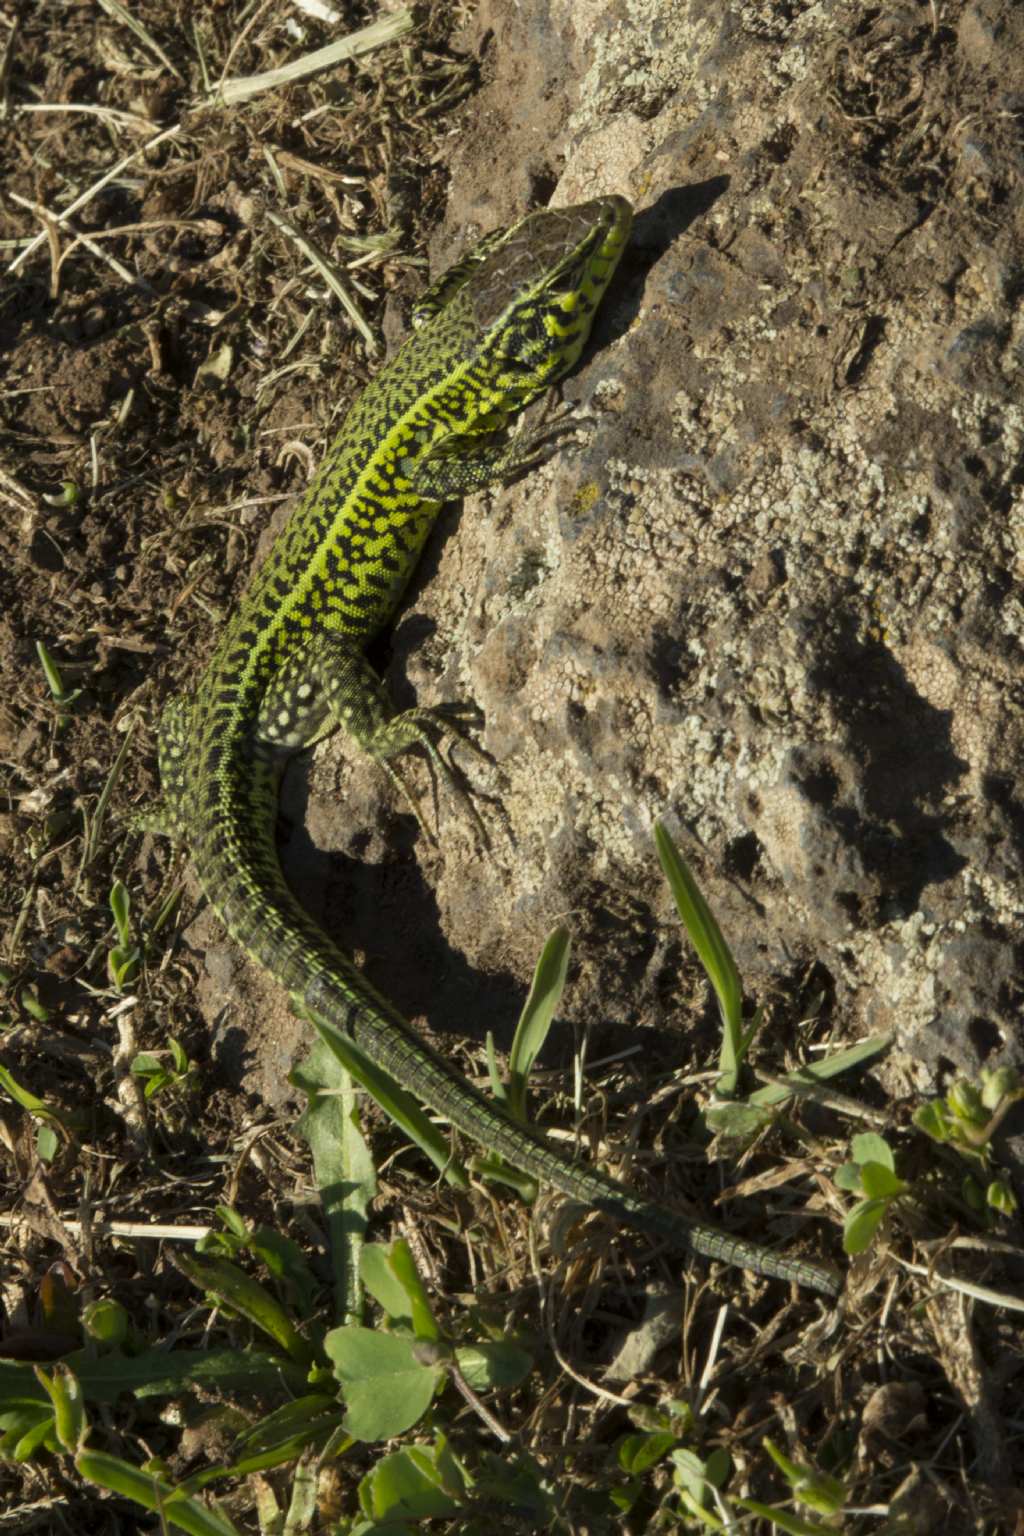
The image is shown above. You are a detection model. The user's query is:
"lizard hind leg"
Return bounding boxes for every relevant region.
[310,633,491,847]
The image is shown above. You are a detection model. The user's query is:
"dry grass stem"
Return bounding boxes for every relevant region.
[17,102,156,132]
[264,206,375,347]
[214,8,414,107]
[96,0,183,79]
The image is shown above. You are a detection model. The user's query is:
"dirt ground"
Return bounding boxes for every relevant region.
[1,1,1023,1532]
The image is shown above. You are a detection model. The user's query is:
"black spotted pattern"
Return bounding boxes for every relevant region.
[153,195,843,1295]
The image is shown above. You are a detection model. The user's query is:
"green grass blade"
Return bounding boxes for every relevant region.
[170,1252,315,1368]
[747,1034,893,1106]
[80,721,135,877]
[75,1450,243,1535]
[307,1012,469,1190]
[294,1039,377,1324]
[507,926,570,1122]
[654,821,743,1096]
[33,1364,84,1453]
[735,1501,833,1535]
[485,1030,507,1105]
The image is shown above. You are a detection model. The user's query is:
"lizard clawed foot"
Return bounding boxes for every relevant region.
[372,700,498,852]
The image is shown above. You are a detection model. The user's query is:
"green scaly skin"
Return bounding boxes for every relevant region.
[159,196,840,1299]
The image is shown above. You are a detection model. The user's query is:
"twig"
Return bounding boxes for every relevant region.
[528,1224,634,1408]
[53,216,221,285]
[216,0,278,85]
[752,1068,889,1123]
[8,192,153,297]
[693,1302,728,1419]
[7,122,182,276]
[0,1212,212,1242]
[448,1357,513,1444]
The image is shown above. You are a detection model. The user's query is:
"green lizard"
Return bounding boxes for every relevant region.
[158,195,840,1298]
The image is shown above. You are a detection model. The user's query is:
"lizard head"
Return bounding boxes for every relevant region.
[465,194,634,393]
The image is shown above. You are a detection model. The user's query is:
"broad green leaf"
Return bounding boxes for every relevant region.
[610,1482,640,1515]
[851,1132,894,1170]
[20,988,51,1022]
[0,1404,54,1453]
[506,926,570,1122]
[245,1223,306,1284]
[618,1430,677,1474]
[325,1326,439,1442]
[11,1414,58,1462]
[671,1446,712,1504]
[762,1437,846,1515]
[0,1064,78,1141]
[109,879,131,944]
[454,1340,533,1391]
[704,1447,731,1489]
[663,1398,696,1432]
[467,1449,556,1520]
[655,822,743,1097]
[430,1432,467,1499]
[962,1175,986,1212]
[0,1064,49,1115]
[858,1162,906,1200]
[360,1241,439,1342]
[842,1197,887,1255]
[218,1206,250,1241]
[36,638,67,699]
[359,1245,415,1326]
[0,1349,307,1408]
[361,1444,461,1522]
[246,1226,318,1313]
[987,1179,1017,1215]
[832,1161,863,1193]
[980,1066,1022,1109]
[913,1099,952,1142]
[947,1078,985,1124]
[386,1240,440,1342]
[702,1101,774,1139]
